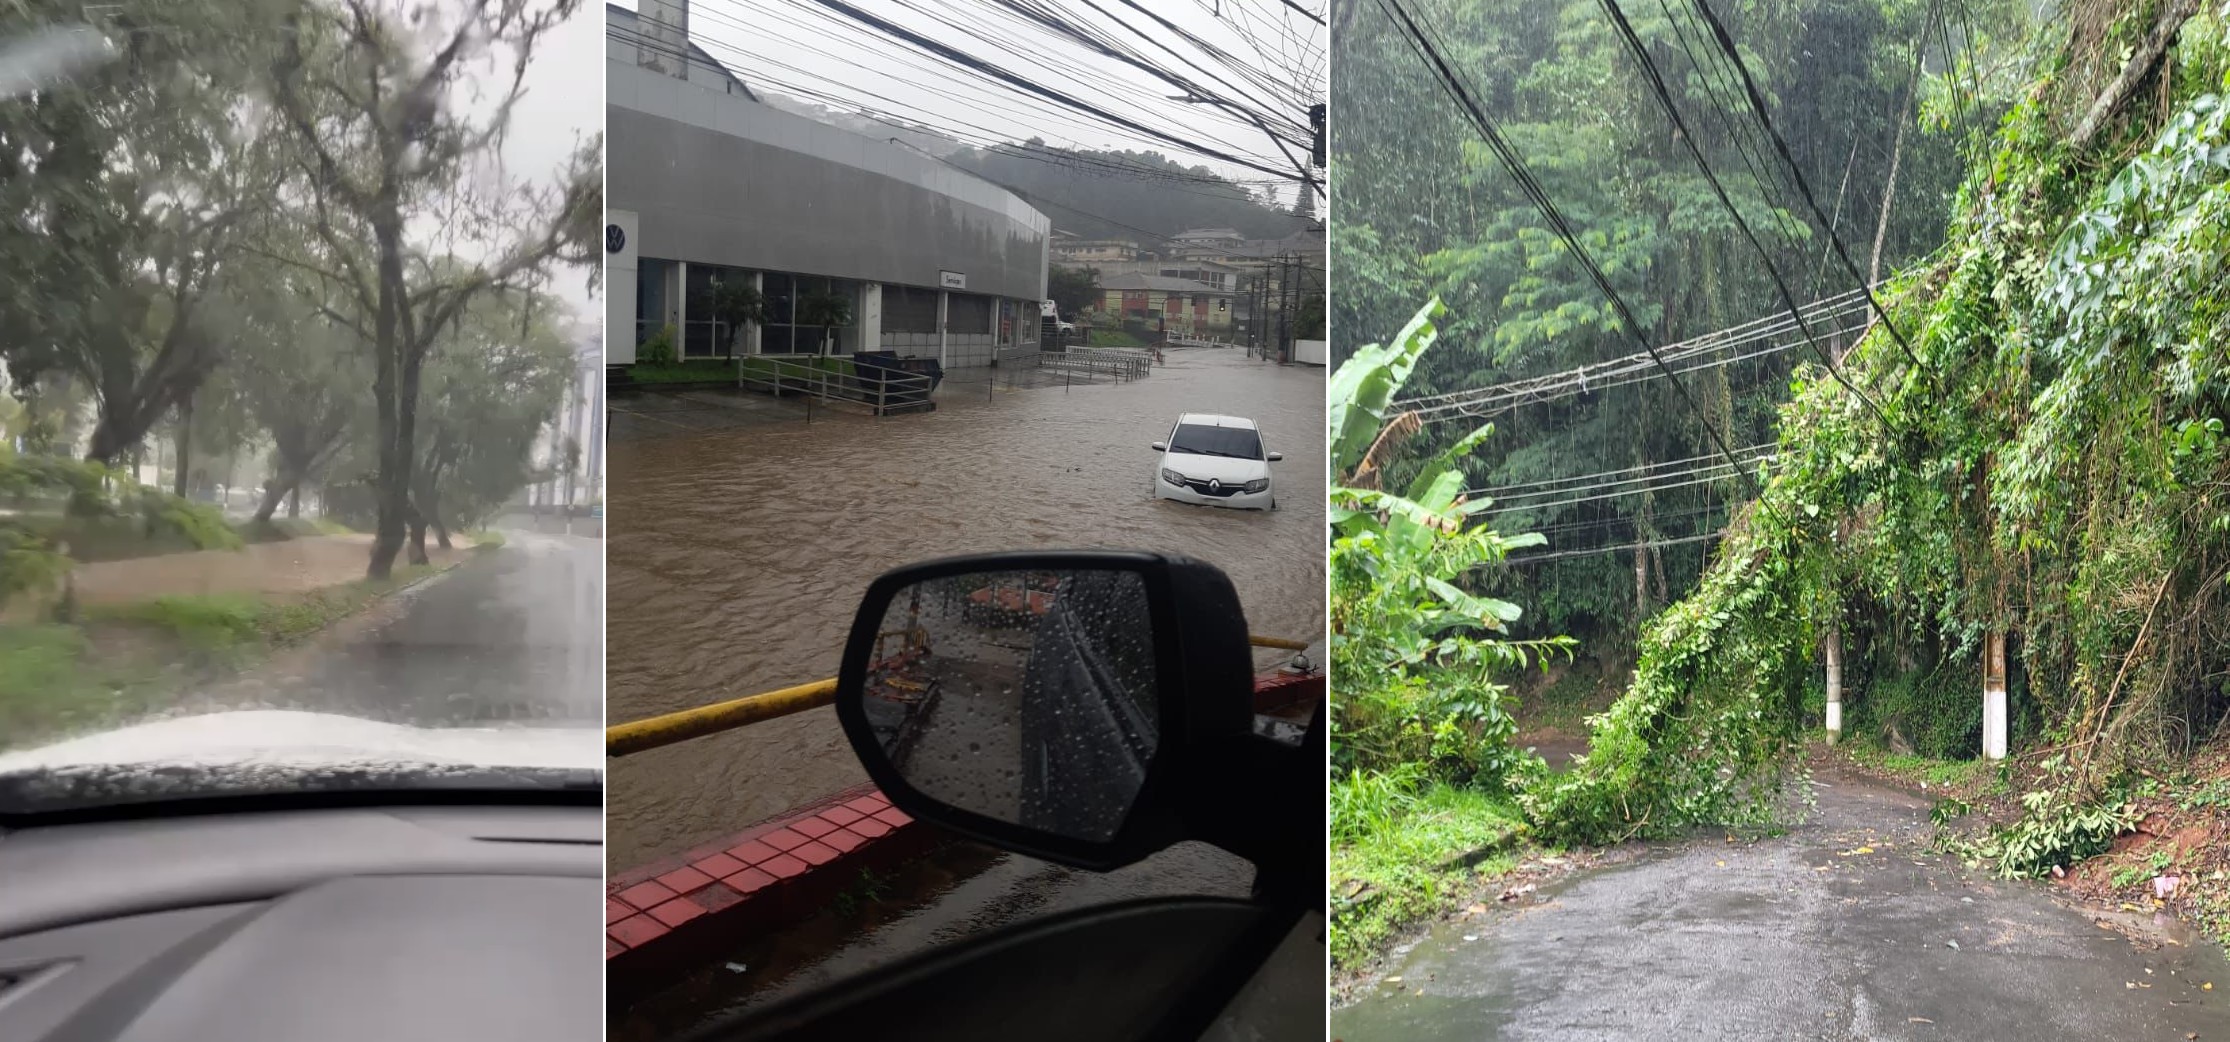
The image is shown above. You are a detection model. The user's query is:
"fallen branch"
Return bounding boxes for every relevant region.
[2069,0,2203,152]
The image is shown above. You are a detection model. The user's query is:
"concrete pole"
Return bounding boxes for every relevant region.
[674,261,689,357]
[1983,631,2008,759]
[1824,624,1843,744]
[937,290,949,367]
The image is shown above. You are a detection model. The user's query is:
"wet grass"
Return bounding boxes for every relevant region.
[1,564,441,751]
[1085,328,1148,347]
[470,530,506,550]
[1832,736,2005,799]
[1331,771,1527,970]
[629,359,737,385]
[0,624,170,746]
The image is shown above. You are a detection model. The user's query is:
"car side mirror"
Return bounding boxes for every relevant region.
[833,551,1263,873]
[1151,441,1167,451]
[1266,451,1283,462]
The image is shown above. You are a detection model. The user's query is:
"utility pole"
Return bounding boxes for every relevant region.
[1284,251,1302,365]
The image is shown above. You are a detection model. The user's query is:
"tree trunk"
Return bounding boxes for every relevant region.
[1870,9,1930,287]
[1634,541,1650,619]
[407,510,430,566]
[254,431,314,524]
[1868,116,1907,287]
[288,485,301,519]
[172,396,192,499]
[85,413,134,469]
[367,213,411,580]
[254,478,291,524]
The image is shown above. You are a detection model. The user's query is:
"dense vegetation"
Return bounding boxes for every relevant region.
[1330,0,2230,963]
[1334,0,2017,645]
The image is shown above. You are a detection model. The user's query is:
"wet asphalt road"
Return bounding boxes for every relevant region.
[1334,769,2230,1041]
[219,530,603,727]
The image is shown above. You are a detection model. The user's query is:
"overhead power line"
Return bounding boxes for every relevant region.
[1372,0,1763,501]
[1595,0,1893,428]
[1686,0,1925,372]
[802,0,1314,186]
[1475,443,1777,500]
[1504,529,1729,566]
[1394,287,1878,422]
[1472,454,1778,513]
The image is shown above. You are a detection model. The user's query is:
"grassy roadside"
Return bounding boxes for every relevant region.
[0,562,446,750]
[1821,736,2230,950]
[1330,771,1528,970]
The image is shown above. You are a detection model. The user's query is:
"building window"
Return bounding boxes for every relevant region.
[885,284,940,334]
[759,273,859,355]
[948,292,992,335]
[685,263,748,358]
[636,258,672,347]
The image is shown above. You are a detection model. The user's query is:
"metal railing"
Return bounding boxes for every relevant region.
[735,356,936,417]
[1038,347,1152,383]
[606,633,1315,757]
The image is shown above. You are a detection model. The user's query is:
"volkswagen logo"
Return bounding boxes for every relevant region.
[606,224,625,254]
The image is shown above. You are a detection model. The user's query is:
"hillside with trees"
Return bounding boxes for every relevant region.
[1330,0,2230,968]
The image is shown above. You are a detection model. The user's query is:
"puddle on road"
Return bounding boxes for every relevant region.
[605,349,1326,870]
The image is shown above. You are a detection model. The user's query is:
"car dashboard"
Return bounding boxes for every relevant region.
[0,804,602,1042]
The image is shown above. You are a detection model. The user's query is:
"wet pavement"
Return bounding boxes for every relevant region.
[605,347,1324,871]
[1333,768,2230,1041]
[207,529,603,727]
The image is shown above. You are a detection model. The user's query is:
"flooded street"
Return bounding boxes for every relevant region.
[605,347,1325,870]
[1332,768,2230,1041]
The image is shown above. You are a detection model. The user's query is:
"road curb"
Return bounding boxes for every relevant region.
[605,783,944,1002]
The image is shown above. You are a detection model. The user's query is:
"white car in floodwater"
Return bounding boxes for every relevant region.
[1151,413,1282,510]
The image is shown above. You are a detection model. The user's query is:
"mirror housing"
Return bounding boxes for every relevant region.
[1267,451,1283,462]
[1150,441,1167,452]
[833,551,1262,874]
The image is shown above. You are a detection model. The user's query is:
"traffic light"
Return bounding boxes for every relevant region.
[1310,103,1325,167]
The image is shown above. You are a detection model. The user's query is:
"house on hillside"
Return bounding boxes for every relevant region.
[1052,238,1147,263]
[1099,274,1233,337]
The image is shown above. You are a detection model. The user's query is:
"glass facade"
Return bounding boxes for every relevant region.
[630,262,1035,360]
[762,272,860,356]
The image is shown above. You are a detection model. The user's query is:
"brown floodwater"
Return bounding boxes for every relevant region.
[606,348,1326,870]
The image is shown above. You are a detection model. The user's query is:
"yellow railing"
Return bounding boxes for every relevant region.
[605,634,1314,757]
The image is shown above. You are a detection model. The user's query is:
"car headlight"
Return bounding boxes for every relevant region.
[1160,468,1187,486]
[1242,478,1270,494]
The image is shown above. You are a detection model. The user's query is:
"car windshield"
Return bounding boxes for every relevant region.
[1168,423,1265,460]
[0,0,605,813]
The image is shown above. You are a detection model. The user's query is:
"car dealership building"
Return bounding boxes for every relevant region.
[605,2,1050,369]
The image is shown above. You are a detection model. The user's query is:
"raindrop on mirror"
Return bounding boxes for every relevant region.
[861,569,1159,843]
